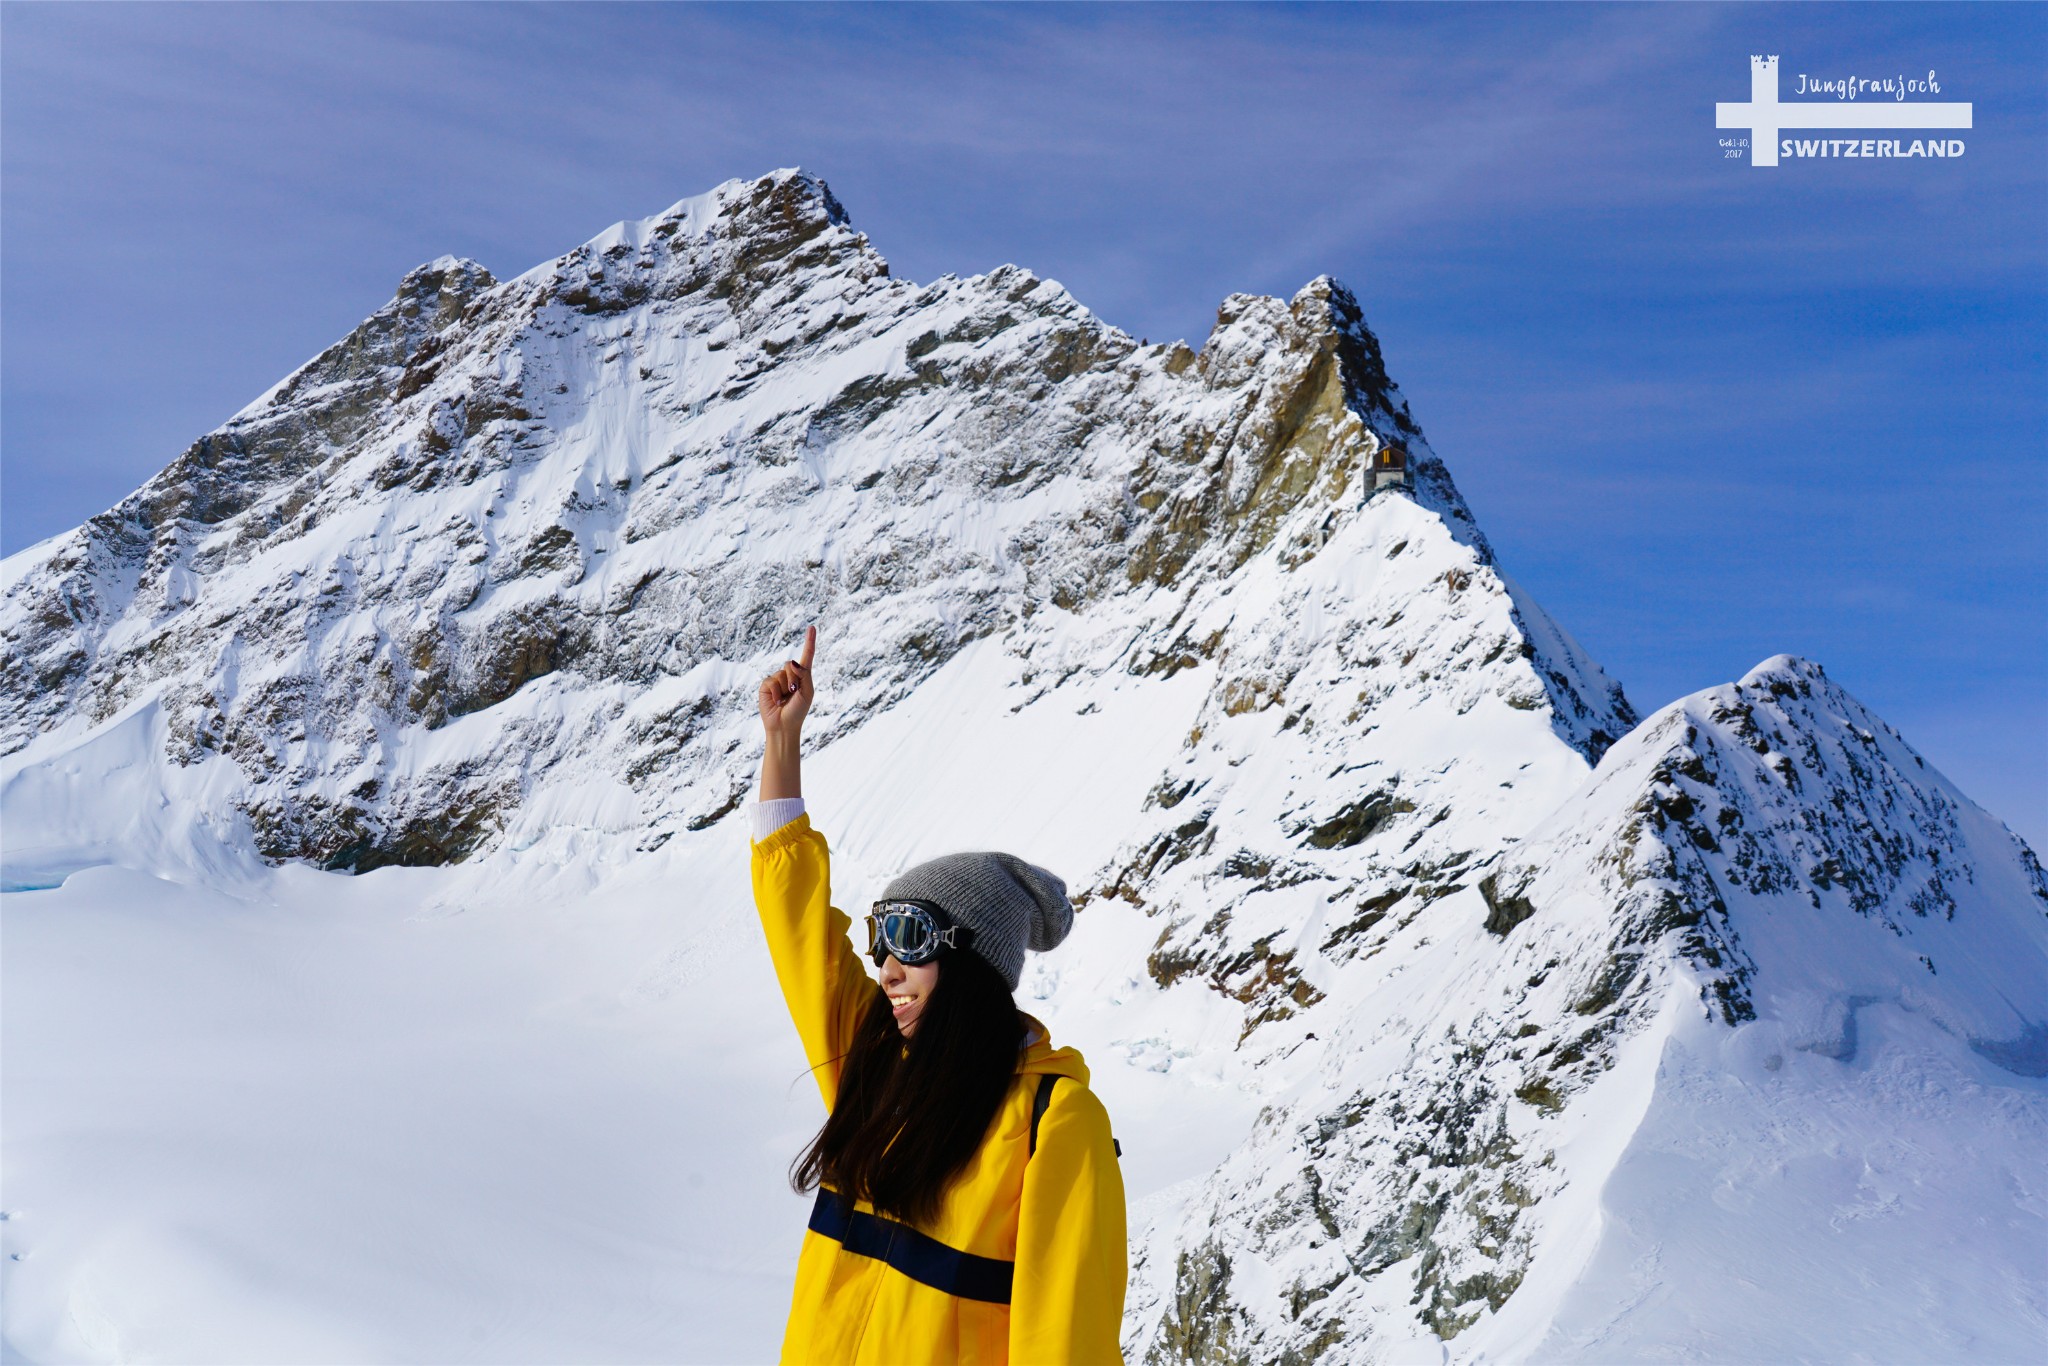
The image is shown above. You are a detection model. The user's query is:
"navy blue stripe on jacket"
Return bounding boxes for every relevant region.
[808,1190,1016,1305]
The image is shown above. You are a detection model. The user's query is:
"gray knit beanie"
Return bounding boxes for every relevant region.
[881,851,1074,990]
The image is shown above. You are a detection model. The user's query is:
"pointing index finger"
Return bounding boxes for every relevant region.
[798,625,817,671]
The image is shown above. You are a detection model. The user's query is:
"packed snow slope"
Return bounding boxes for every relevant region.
[3,170,2044,1363]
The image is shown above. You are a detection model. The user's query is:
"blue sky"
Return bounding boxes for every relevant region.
[4,3,2043,846]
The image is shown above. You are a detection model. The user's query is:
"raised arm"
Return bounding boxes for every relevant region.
[748,626,874,1107]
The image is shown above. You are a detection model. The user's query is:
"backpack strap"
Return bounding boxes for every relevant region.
[1027,1073,1123,1159]
[1029,1073,1058,1156]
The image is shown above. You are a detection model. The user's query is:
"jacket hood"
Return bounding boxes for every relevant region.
[1017,1014,1090,1084]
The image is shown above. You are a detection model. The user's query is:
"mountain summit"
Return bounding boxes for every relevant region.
[2,169,1625,875]
[3,170,2042,1362]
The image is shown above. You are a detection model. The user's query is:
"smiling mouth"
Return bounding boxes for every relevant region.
[888,995,919,1012]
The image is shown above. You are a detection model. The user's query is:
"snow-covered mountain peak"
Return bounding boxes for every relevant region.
[1469,649,2048,1061]
[542,165,855,266]
[1555,651,2048,1047]
[3,169,1557,879]
[407,253,494,285]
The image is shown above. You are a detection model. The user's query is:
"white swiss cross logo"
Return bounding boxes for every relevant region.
[1717,56,1973,166]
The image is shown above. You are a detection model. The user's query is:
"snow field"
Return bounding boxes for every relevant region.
[0,629,1269,1364]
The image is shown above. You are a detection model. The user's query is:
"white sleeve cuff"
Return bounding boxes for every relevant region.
[751,797,807,842]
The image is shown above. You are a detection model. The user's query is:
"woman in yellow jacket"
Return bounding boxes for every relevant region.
[750,627,1127,1365]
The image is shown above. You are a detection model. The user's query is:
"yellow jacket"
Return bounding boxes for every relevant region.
[752,814,1128,1365]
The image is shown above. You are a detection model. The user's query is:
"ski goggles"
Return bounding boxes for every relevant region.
[865,899,973,967]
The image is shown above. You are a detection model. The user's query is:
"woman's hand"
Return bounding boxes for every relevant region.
[758,626,815,800]
[759,626,817,739]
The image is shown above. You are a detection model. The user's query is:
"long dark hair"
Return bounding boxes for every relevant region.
[792,948,1024,1227]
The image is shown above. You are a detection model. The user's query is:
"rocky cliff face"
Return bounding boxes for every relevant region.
[1117,653,2047,1362]
[4,169,2041,1361]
